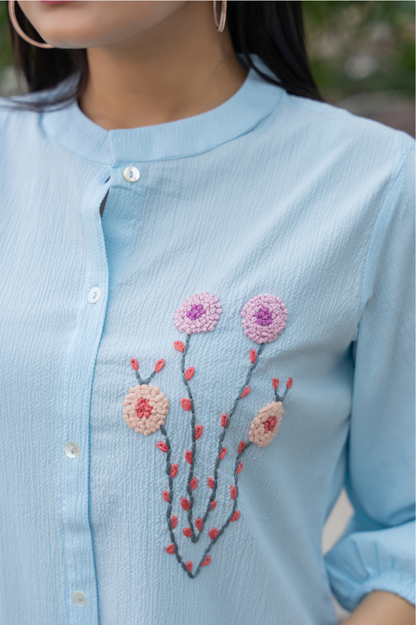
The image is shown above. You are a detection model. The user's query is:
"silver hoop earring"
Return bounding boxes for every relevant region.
[8,0,54,49]
[213,0,227,34]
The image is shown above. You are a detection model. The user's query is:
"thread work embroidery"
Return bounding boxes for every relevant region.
[123,292,292,578]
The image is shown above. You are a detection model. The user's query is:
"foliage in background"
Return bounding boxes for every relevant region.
[0,0,414,103]
[303,0,415,103]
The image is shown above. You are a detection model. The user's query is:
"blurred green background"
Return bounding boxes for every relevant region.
[0,1,414,135]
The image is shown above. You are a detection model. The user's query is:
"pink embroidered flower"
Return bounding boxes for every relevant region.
[174,292,222,334]
[122,384,169,435]
[248,401,284,447]
[241,294,287,344]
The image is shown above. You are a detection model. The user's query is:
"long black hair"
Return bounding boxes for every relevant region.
[7,1,321,109]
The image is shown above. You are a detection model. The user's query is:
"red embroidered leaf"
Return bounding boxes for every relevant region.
[238,441,246,454]
[201,555,211,567]
[286,377,293,388]
[130,358,139,371]
[195,425,203,440]
[240,386,251,398]
[166,544,175,554]
[156,441,169,453]
[183,527,193,537]
[210,501,217,510]
[195,518,203,532]
[190,477,198,490]
[184,367,195,381]
[185,561,193,572]
[181,398,192,411]
[170,516,178,529]
[230,511,240,522]
[207,477,215,489]
[185,450,193,464]
[272,378,279,390]
[209,528,219,540]
[219,447,227,460]
[221,413,228,428]
[181,497,190,511]
[170,464,178,478]
[162,490,170,503]
[154,358,165,373]
[230,485,237,500]
[174,341,185,353]
[236,462,243,474]
[250,349,257,364]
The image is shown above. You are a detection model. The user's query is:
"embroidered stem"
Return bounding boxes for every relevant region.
[193,343,266,541]
[160,425,194,578]
[134,369,158,386]
[180,334,199,536]
[191,441,251,578]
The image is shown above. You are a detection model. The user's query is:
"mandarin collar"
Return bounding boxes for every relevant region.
[41,54,283,166]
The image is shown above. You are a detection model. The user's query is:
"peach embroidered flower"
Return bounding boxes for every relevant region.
[248,401,284,447]
[123,384,169,435]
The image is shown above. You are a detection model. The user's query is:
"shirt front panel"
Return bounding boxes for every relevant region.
[0,76,414,625]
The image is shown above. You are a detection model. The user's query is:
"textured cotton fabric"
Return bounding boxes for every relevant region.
[0,54,414,625]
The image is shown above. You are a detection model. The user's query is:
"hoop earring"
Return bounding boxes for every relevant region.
[213,0,227,34]
[8,0,54,49]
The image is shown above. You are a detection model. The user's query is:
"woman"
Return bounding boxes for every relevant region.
[0,2,414,624]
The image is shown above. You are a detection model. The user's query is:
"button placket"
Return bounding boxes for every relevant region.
[58,175,110,625]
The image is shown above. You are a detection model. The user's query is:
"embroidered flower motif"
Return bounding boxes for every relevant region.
[123,384,169,435]
[241,294,287,344]
[174,292,222,334]
[248,401,284,447]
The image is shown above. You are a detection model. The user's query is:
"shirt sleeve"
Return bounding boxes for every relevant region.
[324,144,415,612]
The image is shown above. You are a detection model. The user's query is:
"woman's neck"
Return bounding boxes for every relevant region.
[78,2,247,131]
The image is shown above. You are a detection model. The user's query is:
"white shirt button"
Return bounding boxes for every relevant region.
[123,166,140,182]
[72,591,88,607]
[88,287,101,304]
[65,441,79,458]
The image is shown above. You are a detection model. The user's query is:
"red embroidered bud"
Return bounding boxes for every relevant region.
[221,413,228,428]
[154,359,165,373]
[230,485,237,499]
[240,387,250,398]
[209,528,219,540]
[201,555,211,567]
[181,497,190,511]
[272,378,279,390]
[170,464,178,478]
[190,477,198,490]
[183,527,193,537]
[195,425,203,440]
[195,518,203,532]
[250,349,257,364]
[210,501,217,510]
[236,462,243,474]
[156,442,169,453]
[230,511,240,522]
[170,516,178,529]
[166,544,175,554]
[207,477,215,489]
[238,441,246,454]
[162,490,170,503]
[185,450,193,464]
[130,358,139,371]
[181,398,192,411]
[174,341,185,353]
[219,447,227,460]
[286,377,293,388]
[186,561,193,572]
[185,367,195,381]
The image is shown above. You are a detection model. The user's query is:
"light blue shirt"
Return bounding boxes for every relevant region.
[0,54,414,625]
